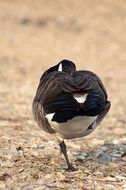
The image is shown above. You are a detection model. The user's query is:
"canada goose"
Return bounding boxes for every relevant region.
[32,59,111,171]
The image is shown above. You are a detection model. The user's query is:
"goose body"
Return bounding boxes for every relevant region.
[33,59,111,170]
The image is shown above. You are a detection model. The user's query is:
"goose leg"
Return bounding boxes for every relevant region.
[59,141,77,171]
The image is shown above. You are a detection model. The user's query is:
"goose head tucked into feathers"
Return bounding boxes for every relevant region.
[58,59,76,74]
[43,59,76,76]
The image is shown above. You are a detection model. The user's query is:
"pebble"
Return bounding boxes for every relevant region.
[73,152,87,161]
[57,172,66,181]
[115,175,126,180]
[105,176,117,182]
[96,152,112,163]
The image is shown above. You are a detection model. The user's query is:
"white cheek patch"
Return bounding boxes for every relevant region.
[58,63,62,72]
[73,93,88,103]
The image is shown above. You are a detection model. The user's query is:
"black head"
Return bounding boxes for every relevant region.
[47,59,76,74]
[58,59,76,74]
[41,59,76,82]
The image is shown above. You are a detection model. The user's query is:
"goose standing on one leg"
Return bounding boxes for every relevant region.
[32,59,111,171]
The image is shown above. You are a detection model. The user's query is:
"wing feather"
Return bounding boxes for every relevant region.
[33,69,109,127]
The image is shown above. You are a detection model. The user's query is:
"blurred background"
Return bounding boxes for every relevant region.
[0,0,126,189]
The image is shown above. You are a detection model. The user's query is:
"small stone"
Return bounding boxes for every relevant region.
[103,184,117,190]
[19,17,32,25]
[115,175,126,180]
[0,173,10,181]
[96,152,112,163]
[122,152,126,161]
[112,139,120,144]
[73,152,87,161]
[105,176,117,182]
[79,186,88,190]
[122,156,126,161]
[108,162,119,168]
[56,172,65,181]
[122,183,126,188]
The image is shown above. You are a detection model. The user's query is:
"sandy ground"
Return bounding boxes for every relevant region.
[0,0,126,189]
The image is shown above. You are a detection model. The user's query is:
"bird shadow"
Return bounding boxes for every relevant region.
[73,143,126,165]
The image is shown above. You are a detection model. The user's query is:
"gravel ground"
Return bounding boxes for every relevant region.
[0,0,126,189]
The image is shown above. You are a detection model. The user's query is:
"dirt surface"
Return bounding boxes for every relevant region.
[0,0,126,189]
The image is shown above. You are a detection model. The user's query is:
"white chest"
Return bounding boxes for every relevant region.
[46,114,98,139]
